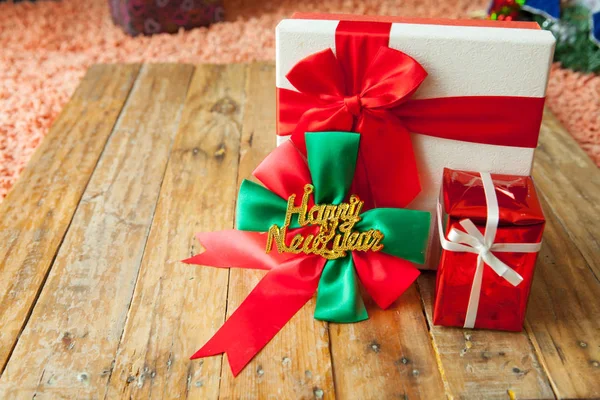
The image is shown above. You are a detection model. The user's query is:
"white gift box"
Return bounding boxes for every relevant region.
[275,14,555,269]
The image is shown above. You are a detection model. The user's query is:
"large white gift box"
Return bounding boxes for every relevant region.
[275,13,555,269]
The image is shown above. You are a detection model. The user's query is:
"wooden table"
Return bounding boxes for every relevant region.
[0,63,598,400]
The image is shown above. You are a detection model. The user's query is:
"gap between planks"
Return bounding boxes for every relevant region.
[0,63,194,398]
[103,63,249,399]
[1,62,597,399]
[215,63,250,397]
[217,63,337,399]
[533,109,600,281]
[216,63,446,400]
[1,66,143,378]
[102,64,196,396]
[0,64,141,376]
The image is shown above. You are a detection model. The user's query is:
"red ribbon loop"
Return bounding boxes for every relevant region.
[284,46,428,121]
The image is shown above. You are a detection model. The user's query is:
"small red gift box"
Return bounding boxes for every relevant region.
[432,168,545,331]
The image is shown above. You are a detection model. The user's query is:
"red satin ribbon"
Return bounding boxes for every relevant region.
[277,20,545,209]
[184,141,421,376]
[189,254,327,375]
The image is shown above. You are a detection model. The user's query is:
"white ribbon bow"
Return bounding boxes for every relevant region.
[437,172,542,329]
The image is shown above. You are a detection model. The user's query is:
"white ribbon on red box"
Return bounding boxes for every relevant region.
[437,172,543,329]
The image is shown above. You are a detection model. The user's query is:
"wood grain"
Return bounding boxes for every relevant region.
[1,63,599,399]
[418,274,554,400]
[0,64,140,375]
[0,64,194,398]
[237,63,446,398]
[327,286,446,400]
[217,63,336,400]
[416,111,600,400]
[533,109,600,280]
[524,194,600,399]
[104,64,247,399]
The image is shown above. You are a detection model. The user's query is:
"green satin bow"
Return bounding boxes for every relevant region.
[236,131,430,323]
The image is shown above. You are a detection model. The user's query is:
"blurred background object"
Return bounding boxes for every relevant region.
[109,0,225,36]
[0,0,598,201]
[487,0,600,73]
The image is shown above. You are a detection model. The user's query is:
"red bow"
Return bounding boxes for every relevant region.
[280,46,426,209]
[277,20,546,210]
[184,140,422,376]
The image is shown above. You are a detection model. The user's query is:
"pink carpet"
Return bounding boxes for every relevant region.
[1,0,599,200]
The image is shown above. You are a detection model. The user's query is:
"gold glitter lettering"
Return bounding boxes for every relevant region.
[265,184,384,260]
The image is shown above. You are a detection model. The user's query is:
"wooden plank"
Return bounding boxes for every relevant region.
[418,274,555,399]
[2,60,596,399]
[524,195,600,399]
[416,110,600,399]
[0,64,140,374]
[533,109,600,279]
[0,64,194,398]
[104,64,247,399]
[329,287,447,399]
[217,63,336,399]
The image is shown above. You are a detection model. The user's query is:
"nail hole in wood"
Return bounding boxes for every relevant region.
[313,387,324,399]
[395,357,410,366]
[211,97,237,115]
[370,341,381,353]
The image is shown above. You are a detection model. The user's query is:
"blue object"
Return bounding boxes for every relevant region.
[522,0,561,20]
[592,10,600,45]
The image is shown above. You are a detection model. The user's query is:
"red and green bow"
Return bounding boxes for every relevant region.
[184,131,430,376]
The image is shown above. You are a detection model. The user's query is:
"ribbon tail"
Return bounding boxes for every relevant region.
[183,230,296,270]
[191,256,326,376]
[352,251,420,310]
[356,112,421,208]
[480,252,524,287]
[464,255,485,329]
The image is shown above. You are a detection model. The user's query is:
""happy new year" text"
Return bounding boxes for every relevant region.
[265,184,384,260]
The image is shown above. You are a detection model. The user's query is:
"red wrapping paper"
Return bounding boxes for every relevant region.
[433,168,545,331]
